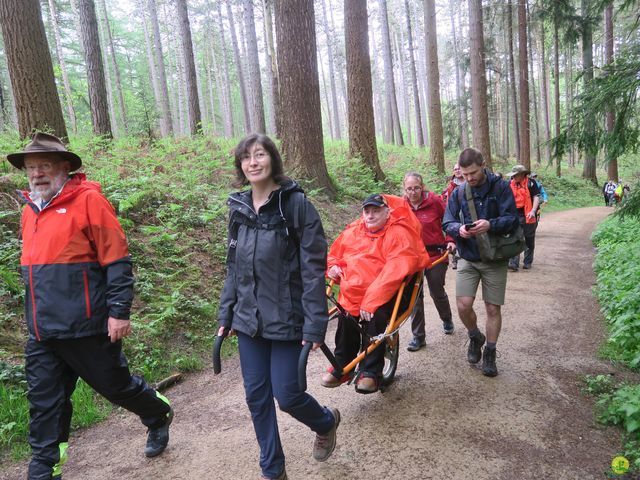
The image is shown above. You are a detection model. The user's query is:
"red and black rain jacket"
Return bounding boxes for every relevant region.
[19,174,134,341]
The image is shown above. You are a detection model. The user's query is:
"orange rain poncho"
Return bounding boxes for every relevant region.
[327,194,432,316]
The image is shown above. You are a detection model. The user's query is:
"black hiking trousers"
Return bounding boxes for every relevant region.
[25,335,171,480]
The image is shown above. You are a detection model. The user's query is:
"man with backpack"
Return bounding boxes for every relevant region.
[443,148,519,377]
[506,165,541,271]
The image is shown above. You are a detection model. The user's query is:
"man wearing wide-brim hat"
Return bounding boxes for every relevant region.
[506,164,541,272]
[7,132,173,480]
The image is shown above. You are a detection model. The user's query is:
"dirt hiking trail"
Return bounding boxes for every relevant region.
[0,206,626,480]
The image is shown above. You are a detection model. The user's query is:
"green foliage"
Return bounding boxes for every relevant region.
[597,384,640,435]
[591,209,640,471]
[0,361,110,461]
[616,181,640,220]
[583,373,615,396]
[554,43,640,165]
[592,215,640,368]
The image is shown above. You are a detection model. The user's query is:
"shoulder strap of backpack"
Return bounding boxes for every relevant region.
[283,190,305,249]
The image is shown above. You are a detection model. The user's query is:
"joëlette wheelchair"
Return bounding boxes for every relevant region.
[212,252,449,394]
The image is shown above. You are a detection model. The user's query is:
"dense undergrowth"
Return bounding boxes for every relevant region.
[590,184,640,473]
[0,132,627,461]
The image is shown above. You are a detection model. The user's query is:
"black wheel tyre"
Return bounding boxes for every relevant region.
[381,332,399,389]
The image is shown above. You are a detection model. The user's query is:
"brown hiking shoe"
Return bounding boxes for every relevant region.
[313,407,340,462]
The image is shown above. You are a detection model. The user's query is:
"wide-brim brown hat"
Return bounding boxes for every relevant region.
[507,164,531,177]
[6,132,82,171]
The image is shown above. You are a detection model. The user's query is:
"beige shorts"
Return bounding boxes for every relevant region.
[455,258,508,305]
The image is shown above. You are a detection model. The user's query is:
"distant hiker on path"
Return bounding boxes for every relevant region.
[8,133,173,480]
[442,163,464,270]
[216,134,339,480]
[442,148,519,377]
[506,165,541,271]
[603,180,617,206]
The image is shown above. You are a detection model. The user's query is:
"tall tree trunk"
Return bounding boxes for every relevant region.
[243,0,266,133]
[95,1,117,135]
[47,0,77,134]
[395,31,411,145]
[518,0,530,169]
[176,0,201,135]
[0,0,67,140]
[450,0,468,149]
[581,0,597,184]
[140,6,160,135]
[604,2,618,182]
[378,0,404,145]
[328,0,348,136]
[261,0,276,135]
[507,0,520,161]
[227,2,250,134]
[369,30,388,142]
[526,4,540,165]
[553,15,561,176]
[539,19,551,163]
[345,0,384,181]
[415,11,430,145]
[404,0,424,147]
[501,23,510,157]
[77,0,112,138]
[97,0,127,134]
[274,0,334,196]
[263,0,279,136]
[321,0,341,139]
[468,0,492,167]
[215,2,234,137]
[318,54,334,138]
[424,0,445,173]
[565,42,574,168]
[148,0,173,136]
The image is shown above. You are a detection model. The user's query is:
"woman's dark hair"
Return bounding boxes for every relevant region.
[232,133,288,188]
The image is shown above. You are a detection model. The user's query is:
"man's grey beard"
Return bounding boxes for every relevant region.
[29,172,69,208]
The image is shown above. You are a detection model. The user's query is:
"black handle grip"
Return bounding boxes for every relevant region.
[212,329,229,374]
[298,342,344,391]
[298,342,313,391]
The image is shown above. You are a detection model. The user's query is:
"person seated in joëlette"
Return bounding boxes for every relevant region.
[321,193,431,394]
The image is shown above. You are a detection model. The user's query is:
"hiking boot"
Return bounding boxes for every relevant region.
[145,408,173,458]
[482,347,498,377]
[262,468,288,480]
[354,374,379,394]
[321,367,351,388]
[467,332,486,364]
[407,337,426,352]
[313,407,340,462]
[443,320,454,335]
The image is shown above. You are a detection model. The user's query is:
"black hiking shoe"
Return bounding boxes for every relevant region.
[145,408,173,458]
[482,347,498,377]
[443,320,454,335]
[467,332,486,364]
[407,337,426,352]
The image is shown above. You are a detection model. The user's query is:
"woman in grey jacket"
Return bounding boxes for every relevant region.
[216,134,339,480]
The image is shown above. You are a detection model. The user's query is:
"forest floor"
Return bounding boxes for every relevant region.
[0,206,630,480]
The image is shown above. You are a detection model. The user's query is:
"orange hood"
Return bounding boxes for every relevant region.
[328,194,431,315]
